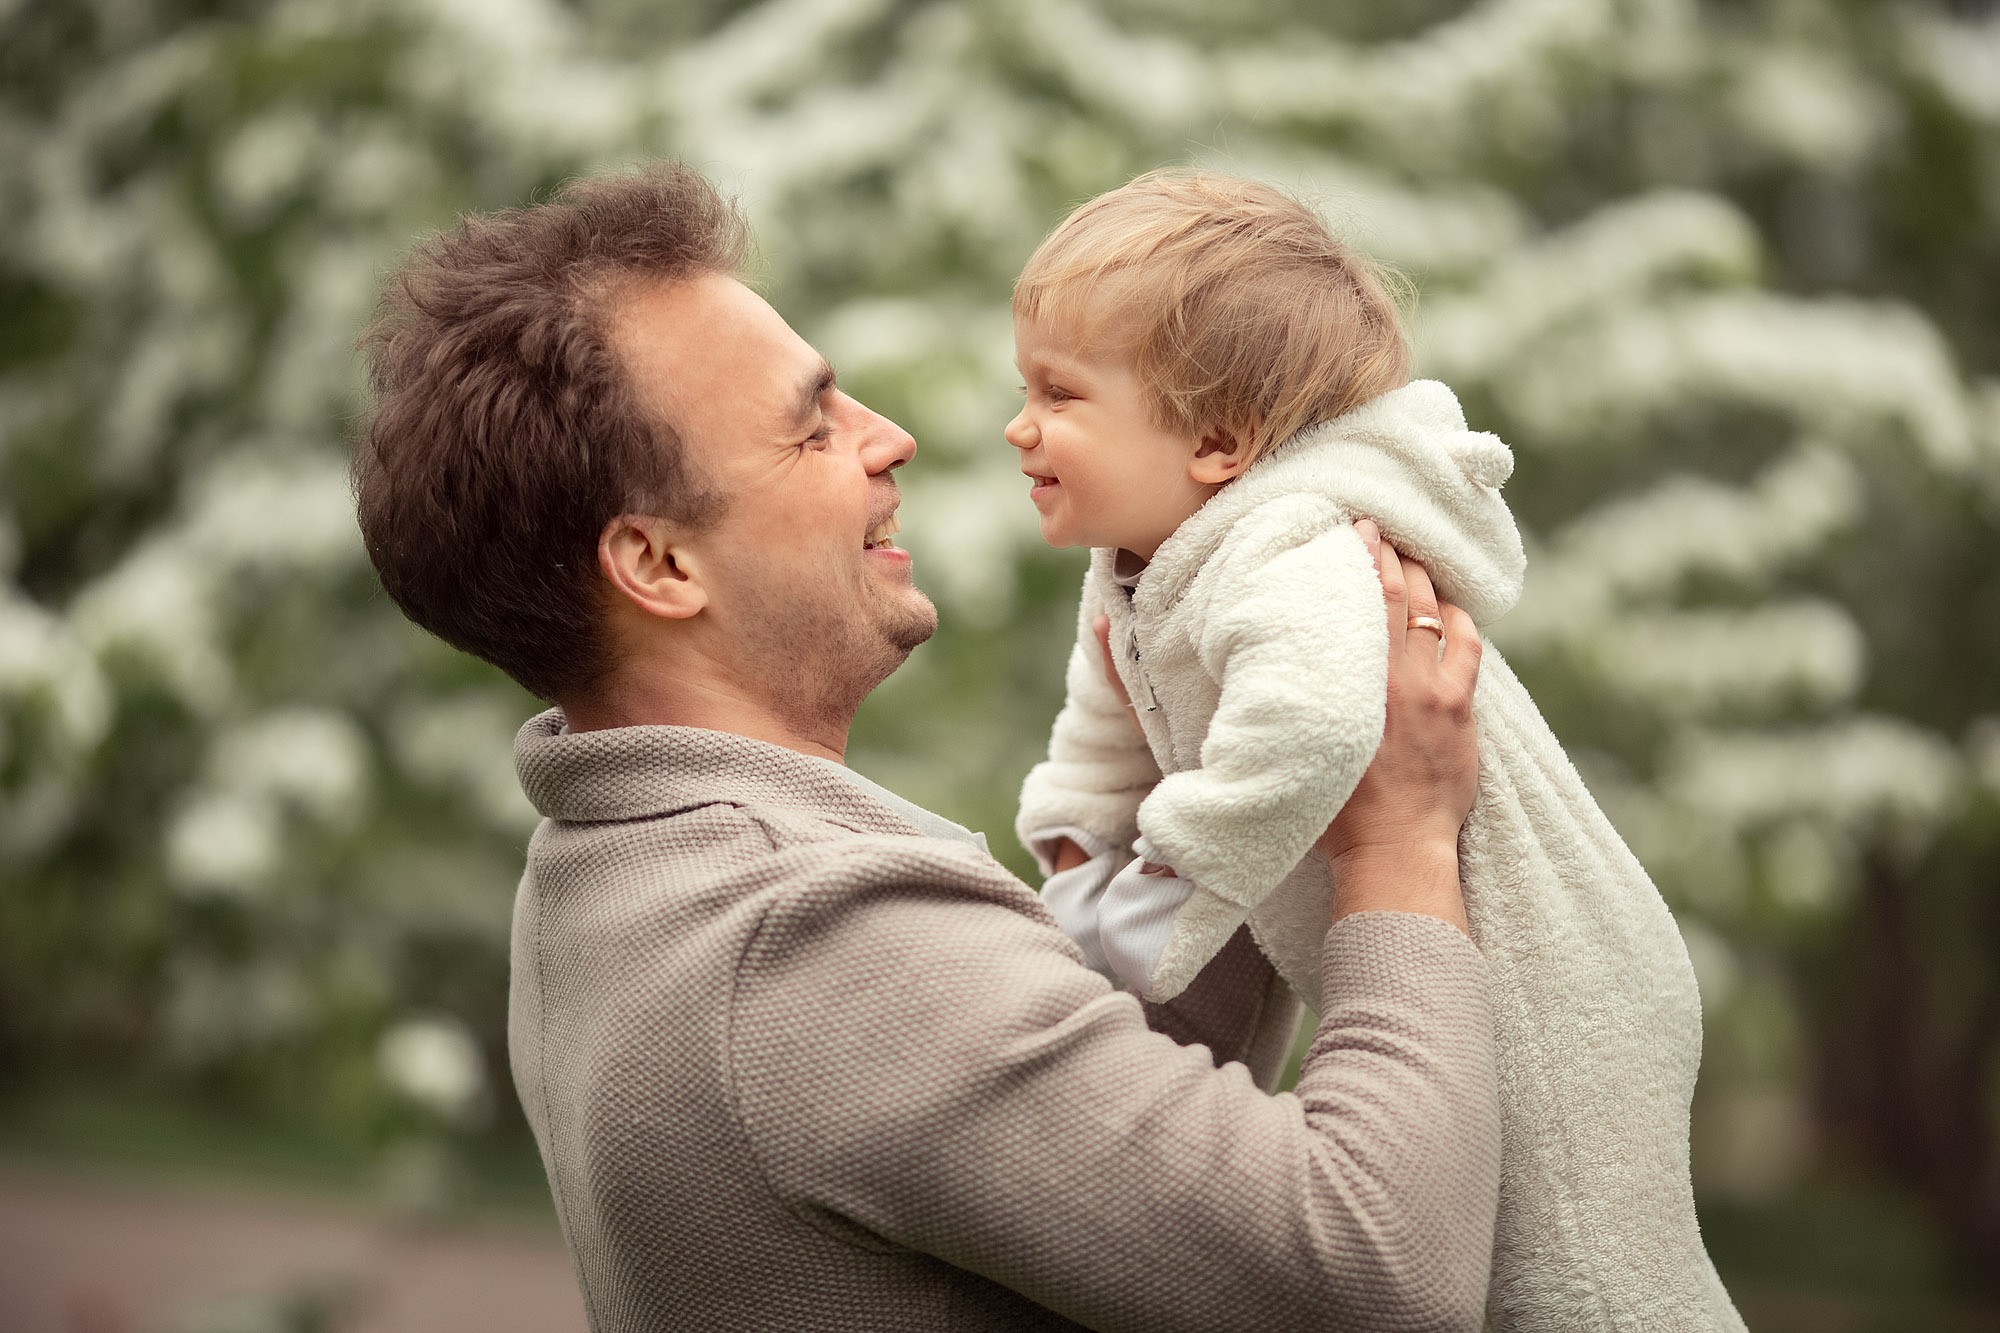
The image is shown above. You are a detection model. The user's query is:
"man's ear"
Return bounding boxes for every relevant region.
[1188,423,1255,486]
[598,514,708,621]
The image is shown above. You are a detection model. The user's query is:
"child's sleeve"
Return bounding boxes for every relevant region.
[1135,507,1389,983]
[1015,572,1163,877]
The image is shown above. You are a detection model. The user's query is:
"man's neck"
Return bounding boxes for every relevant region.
[558,662,852,763]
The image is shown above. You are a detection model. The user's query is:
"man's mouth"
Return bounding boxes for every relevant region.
[863,513,901,550]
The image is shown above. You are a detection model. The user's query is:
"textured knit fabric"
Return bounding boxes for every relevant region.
[1015,380,1743,1330]
[509,711,1500,1332]
[805,752,992,852]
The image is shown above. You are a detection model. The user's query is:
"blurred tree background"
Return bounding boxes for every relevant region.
[2,0,1998,1325]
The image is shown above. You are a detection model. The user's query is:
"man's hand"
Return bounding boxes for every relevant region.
[1320,518,1482,934]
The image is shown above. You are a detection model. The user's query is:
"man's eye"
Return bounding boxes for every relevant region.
[804,422,832,447]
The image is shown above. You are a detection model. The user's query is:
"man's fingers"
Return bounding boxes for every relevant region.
[1400,556,1445,661]
[1438,601,1482,698]
[1365,519,1409,654]
[1401,556,1442,623]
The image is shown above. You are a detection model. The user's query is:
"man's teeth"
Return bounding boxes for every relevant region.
[865,514,901,548]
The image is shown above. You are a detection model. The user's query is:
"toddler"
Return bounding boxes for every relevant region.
[1010,171,1743,1332]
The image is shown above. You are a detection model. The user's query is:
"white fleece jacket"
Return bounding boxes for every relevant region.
[1015,380,1743,1332]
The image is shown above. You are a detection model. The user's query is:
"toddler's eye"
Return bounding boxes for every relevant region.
[1046,386,1073,404]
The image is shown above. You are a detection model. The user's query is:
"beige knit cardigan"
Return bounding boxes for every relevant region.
[508,712,1500,1331]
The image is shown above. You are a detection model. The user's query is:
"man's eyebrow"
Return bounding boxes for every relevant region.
[790,360,837,427]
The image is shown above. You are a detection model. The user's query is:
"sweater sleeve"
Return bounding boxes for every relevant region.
[1015,571,1163,875]
[729,849,1498,1333]
[1139,920,1304,1094]
[1136,507,1389,913]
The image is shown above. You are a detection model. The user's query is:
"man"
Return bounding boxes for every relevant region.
[354,163,1499,1332]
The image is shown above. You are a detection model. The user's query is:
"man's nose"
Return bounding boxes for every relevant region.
[857,401,917,473]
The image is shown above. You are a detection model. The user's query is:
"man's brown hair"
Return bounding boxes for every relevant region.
[1014,169,1410,463]
[354,162,747,700]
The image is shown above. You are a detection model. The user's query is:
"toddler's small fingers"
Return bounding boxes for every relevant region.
[1091,613,1138,714]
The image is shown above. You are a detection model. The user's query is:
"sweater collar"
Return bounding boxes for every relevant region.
[512,708,922,835]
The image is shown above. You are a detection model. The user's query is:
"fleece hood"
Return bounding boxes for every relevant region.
[1156,379,1528,627]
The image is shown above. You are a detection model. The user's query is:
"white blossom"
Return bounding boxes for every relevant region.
[1190,144,1530,277]
[1502,444,1863,649]
[179,450,364,570]
[257,238,386,430]
[69,540,234,716]
[1666,717,1966,831]
[390,696,539,833]
[322,127,439,219]
[213,109,326,228]
[210,709,371,826]
[1906,9,2000,125]
[813,298,972,377]
[1505,294,1978,470]
[1725,46,1890,173]
[1212,0,1665,156]
[1014,0,1207,130]
[671,0,899,113]
[1419,191,1761,381]
[378,1014,488,1123]
[0,593,111,751]
[165,789,283,897]
[1583,600,1866,718]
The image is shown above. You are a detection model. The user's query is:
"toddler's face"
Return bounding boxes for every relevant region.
[1005,315,1219,560]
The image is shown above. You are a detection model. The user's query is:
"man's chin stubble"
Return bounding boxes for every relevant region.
[886,591,939,655]
[762,588,937,737]
[831,595,937,712]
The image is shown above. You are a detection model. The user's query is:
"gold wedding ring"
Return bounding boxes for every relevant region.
[1407,615,1445,635]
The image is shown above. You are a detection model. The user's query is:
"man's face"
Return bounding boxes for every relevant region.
[614,273,936,728]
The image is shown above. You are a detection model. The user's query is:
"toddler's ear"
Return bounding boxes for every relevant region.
[1188,425,1253,485]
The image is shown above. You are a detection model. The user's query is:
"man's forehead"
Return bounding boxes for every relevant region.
[612,272,821,432]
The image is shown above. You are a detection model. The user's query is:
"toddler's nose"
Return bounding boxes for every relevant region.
[1003,407,1036,451]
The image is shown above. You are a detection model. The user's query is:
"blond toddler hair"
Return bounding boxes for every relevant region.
[1014,170,1411,462]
